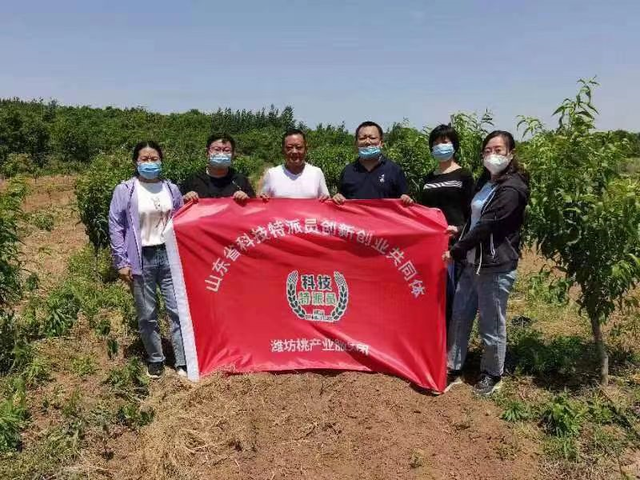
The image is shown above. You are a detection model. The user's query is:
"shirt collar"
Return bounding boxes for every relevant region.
[355,154,386,171]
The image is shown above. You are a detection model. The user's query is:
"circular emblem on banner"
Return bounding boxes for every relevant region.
[286,271,349,323]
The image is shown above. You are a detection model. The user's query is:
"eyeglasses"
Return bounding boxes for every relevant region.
[483,148,507,156]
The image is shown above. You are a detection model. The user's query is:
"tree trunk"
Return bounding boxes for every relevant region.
[590,315,609,385]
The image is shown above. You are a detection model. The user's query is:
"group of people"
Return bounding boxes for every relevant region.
[108,120,529,395]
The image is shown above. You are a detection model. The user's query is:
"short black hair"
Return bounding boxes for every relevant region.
[429,124,460,153]
[206,133,236,152]
[355,121,384,140]
[282,128,307,148]
[132,140,163,162]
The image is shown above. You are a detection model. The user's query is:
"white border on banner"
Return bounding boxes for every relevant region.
[165,219,200,381]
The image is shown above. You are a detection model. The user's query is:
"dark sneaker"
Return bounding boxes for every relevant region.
[473,373,502,396]
[147,362,164,379]
[444,370,464,393]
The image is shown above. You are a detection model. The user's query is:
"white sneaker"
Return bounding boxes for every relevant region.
[176,366,187,378]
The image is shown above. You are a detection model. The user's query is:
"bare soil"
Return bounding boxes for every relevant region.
[20,175,86,291]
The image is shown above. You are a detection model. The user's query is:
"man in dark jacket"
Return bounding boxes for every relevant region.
[332,121,413,205]
[181,133,255,203]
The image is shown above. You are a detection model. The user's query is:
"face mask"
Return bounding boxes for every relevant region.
[137,161,162,180]
[358,146,382,160]
[209,153,232,168]
[483,154,511,175]
[432,143,455,162]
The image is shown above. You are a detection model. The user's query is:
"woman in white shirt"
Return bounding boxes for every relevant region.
[108,141,185,379]
[260,129,330,200]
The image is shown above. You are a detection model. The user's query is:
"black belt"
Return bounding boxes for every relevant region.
[142,244,166,251]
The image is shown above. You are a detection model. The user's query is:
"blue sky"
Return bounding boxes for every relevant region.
[1,0,638,134]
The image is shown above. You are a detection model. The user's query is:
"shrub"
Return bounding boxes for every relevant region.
[501,400,532,423]
[541,394,584,437]
[24,273,40,292]
[116,402,154,429]
[509,328,590,378]
[105,358,149,398]
[29,211,55,231]
[0,153,37,177]
[0,311,20,373]
[40,284,81,337]
[308,145,353,194]
[525,268,572,306]
[0,311,32,375]
[0,381,28,453]
[75,154,131,249]
[71,356,97,377]
[21,355,51,387]
[0,178,27,307]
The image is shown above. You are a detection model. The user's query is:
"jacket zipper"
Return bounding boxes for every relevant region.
[470,184,498,275]
[127,181,143,272]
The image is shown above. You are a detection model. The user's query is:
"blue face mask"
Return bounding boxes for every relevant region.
[137,161,162,180]
[358,146,382,160]
[209,153,232,168]
[432,143,455,162]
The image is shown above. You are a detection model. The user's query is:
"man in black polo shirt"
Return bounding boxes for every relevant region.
[181,133,256,203]
[332,121,413,205]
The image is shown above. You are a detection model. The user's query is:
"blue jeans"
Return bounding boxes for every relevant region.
[132,246,186,366]
[447,265,517,377]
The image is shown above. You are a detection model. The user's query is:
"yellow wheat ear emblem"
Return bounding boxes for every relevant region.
[286,271,349,323]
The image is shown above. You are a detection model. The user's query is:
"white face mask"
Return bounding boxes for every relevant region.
[483,154,511,175]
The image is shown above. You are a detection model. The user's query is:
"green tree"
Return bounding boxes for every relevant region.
[519,78,640,384]
[308,144,353,194]
[0,178,27,308]
[448,111,494,176]
[385,123,431,199]
[0,99,53,168]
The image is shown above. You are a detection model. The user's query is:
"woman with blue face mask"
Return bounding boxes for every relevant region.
[419,125,475,327]
[108,141,186,380]
[181,133,255,203]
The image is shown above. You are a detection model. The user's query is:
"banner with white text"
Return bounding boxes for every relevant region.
[165,199,448,392]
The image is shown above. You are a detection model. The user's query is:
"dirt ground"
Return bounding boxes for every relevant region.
[13,176,550,479]
[84,371,539,480]
[19,175,86,291]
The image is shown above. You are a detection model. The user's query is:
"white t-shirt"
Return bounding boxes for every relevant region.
[136,179,173,247]
[261,164,329,199]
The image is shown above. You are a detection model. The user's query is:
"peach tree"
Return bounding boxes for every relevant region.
[519,79,640,384]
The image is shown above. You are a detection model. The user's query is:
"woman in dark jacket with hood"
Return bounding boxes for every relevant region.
[444,130,529,396]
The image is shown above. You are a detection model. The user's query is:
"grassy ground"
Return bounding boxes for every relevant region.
[492,253,640,479]
[0,175,638,479]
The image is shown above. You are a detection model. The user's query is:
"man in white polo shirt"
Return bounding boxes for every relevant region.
[260,129,330,200]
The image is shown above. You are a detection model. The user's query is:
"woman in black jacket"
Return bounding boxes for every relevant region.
[443,130,529,396]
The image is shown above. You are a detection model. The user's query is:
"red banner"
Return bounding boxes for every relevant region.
[165,199,448,392]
